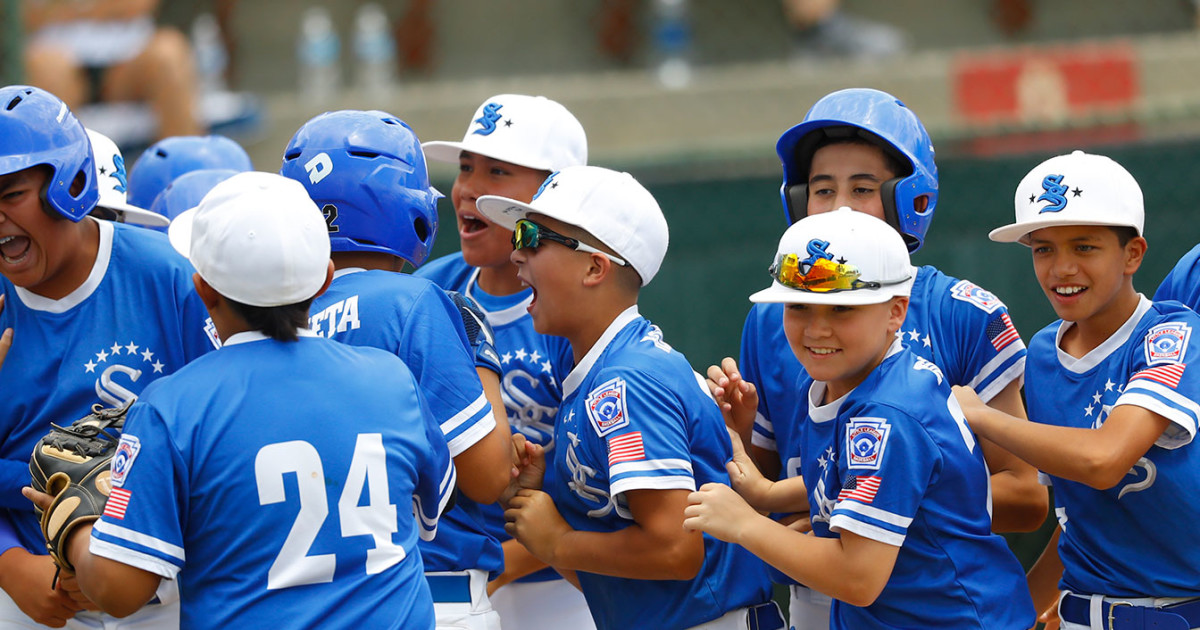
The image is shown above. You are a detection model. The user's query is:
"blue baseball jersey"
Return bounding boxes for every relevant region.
[797,342,1033,629]
[417,254,574,582]
[549,307,771,630]
[1026,296,1200,597]
[0,221,215,551]
[745,266,1027,453]
[310,267,501,576]
[1154,243,1200,309]
[89,332,453,630]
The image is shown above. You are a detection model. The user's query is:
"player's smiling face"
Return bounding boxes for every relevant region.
[1029,224,1144,333]
[805,142,895,220]
[0,166,94,298]
[783,298,906,402]
[451,151,550,270]
[510,213,592,338]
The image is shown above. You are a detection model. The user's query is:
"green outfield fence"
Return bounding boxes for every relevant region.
[3,0,20,85]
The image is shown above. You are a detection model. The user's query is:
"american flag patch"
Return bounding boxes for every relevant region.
[1131,363,1186,388]
[104,487,132,520]
[986,313,1020,351]
[608,432,645,466]
[837,476,881,504]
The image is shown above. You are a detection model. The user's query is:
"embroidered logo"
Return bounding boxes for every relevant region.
[110,434,141,488]
[1145,322,1191,365]
[472,102,504,136]
[845,417,890,470]
[1037,174,1069,213]
[949,280,1003,314]
[586,377,630,437]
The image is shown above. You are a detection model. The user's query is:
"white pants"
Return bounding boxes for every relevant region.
[789,585,832,630]
[0,580,179,629]
[431,570,502,630]
[490,578,596,630]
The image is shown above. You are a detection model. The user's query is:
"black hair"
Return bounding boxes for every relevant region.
[226,298,315,342]
[807,133,910,180]
[1109,226,1140,247]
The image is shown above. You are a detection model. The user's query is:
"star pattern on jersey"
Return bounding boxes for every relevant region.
[515,348,528,361]
[1083,386,1122,428]
[83,340,165,374]
[818,445,836,471]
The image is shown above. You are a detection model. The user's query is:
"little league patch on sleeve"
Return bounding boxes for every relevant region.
[1145,322,1191,365]
[845,418,890,470]
[950,280,1004,314]
[110,434,141,488]
[586,377,630,438]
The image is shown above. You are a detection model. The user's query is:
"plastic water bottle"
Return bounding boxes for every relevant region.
[353,3,396,98]
[653,0,692,89]
[191,13,227,94]
[297,6,341,106]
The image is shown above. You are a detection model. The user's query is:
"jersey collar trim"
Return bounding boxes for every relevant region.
[15,218,112,313]
[808,339,903,423]
[562,305,641,398]
[465,267,533,327]
[333,267,366,279]
[1055,294,1152,373]
[223,328,320,347]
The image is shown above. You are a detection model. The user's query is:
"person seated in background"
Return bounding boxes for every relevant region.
[24,0,203,139]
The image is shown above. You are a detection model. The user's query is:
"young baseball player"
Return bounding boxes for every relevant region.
[126,133,253,219]
[24,171,455,630]
[417,94,593,628]
[279,109,515,630]
[956,151,1200,629]
[484,165,780,630]
[0,85,215,628]
[707,88,1045,629]
[84,129,170,228]
[685,208,1035,630]
[1154,242,1200,308]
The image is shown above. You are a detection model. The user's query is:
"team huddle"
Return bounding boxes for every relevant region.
[0,81,1198,630]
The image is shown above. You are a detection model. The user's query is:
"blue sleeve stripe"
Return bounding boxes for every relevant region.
[610,475,696,498]
[975,357,1025,403]
[415,461,457,541]
[89,537,181,579]
[834,501,913,528]
[829,514,906,547]
[752,412,777,451]
[93,519,185,561]
[1114,391,1198,450]
[610,458,693,477]
[968,343,1025,396]
[440,392,490,438]
[444,404,496,457]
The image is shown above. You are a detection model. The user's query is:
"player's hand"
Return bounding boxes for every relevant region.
[500,434,545,506]
[782,512,813,534]
[683,482,761,544]
[951,385,992,433]
[725,428,774,510]
[504,488,570,565]
[0,293,12,370]
[705,358,759,436]
[1036,601,1060,630]
[0,548,84,627]
[55,573,100,611]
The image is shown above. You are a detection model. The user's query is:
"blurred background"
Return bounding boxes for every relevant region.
[4,0,1200,579]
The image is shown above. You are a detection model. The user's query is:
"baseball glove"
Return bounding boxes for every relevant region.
[29,401,130,573]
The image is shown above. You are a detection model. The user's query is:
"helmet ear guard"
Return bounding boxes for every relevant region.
[0,86,98,221]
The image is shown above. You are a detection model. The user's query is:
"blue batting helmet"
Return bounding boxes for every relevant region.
[776,88,938,252]
[127,135,253,210]
[147,168,240,231]
[0,86,98,221]
[280,110,441,268]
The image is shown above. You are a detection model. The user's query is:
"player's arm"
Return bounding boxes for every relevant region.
[977,380,1048,532]
[1026,525,1064,629]
[488,539,549,596]
[684,482,898,606]
[506,487,704,580]
[456,367,517,503]
[0,293,11,368]
[726,427,807,513]
[60,523,160,618]
[955,386,1169,489]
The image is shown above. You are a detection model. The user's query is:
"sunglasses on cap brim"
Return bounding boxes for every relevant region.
[769,252,907,293]
[512,219,628,267]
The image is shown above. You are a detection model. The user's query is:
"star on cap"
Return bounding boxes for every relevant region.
[1071,187,1083,197]
[504,119,513,127]
[1028,194,1036,203]
[837,257,847,264]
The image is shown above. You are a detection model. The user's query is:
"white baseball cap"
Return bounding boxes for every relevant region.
[422,94,587,171]
[990,150,1144,245]
[168,171,331,307]
[750,207,914,305]
[476,166,668,286]
[86,129,170,228]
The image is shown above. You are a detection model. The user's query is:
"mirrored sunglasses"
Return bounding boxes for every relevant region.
[769,252,905,293]
[512,219,628,267]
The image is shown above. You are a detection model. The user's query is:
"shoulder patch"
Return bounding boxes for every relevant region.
[1145,322,1191,365]
[949,280,1003,314]
[913,357,944,384]
[845,417,890,470]
[586,377,630,437]
[110,434,142,488]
